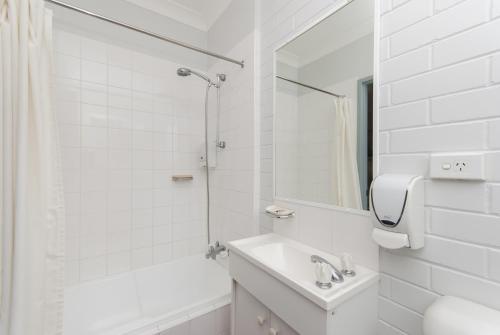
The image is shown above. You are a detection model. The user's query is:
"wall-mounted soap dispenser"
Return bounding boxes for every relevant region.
[370,174,424,249]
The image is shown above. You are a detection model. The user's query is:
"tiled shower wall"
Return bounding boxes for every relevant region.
[54,30,209,285]
[209,32,259,246]
[206,0,260,249]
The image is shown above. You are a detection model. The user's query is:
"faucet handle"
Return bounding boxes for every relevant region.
[315,262,333,289]
[311,254,344,283]
[340,253,356,277]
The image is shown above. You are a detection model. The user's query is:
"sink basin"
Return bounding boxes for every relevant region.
[228,233,378,310]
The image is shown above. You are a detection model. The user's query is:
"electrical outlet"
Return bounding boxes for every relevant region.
[453,161,467,173]
[430,153,485,180]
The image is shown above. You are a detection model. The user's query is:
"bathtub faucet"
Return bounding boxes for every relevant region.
[206,241,226,260]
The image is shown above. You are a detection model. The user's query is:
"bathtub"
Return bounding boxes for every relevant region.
[64,255,231,335]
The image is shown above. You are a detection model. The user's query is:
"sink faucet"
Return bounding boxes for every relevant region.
[206,241,226,260]
[311,255,344,283]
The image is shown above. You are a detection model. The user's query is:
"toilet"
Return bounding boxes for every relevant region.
[423,296,500,335]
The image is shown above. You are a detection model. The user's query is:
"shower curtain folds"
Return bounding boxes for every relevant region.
[0,1,65,334]
[333,97,362,210]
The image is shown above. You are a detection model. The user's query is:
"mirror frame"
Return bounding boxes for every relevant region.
[272,0,381,217]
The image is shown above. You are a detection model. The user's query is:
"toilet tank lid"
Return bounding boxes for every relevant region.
[423,296,500,335]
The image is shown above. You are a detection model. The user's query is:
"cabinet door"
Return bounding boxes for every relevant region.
[269,312,300,335]
[234,285,269,335]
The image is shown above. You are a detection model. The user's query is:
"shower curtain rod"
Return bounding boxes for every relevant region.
[276,75,345,98]
[45,0,245,68]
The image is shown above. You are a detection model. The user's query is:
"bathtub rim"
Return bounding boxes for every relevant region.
[64,254,231,335]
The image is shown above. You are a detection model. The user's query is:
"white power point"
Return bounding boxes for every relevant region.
[430,153,485,180]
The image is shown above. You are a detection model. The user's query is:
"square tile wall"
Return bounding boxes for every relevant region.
[207,32,260,245]
[55,29,209,285]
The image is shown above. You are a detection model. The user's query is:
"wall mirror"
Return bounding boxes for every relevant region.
[274,0,376,211]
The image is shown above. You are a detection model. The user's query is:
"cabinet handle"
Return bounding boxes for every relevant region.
[269,328,279,335]
[257,315,266,326]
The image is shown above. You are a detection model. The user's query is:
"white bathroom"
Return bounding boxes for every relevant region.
[1,0,500,334]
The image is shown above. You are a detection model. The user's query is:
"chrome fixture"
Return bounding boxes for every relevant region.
[264,205,295,219]
[206,241,226,260]
[276,75,345,98]
[215,74,226,150]
[177,67,215,246]
[342,268,356,277]
[216,140,226,149]
[340,253,356,277]
[177,68,217,86]
[311,255,344,284]
[217,73,227,82]
[44,0,244,68]
[171,175,193,181]
[177,67,226,259]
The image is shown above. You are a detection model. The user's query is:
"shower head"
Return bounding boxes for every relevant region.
[176,67,213,84]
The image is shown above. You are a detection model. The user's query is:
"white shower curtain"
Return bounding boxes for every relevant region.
[333,97,362,210]
[0,1,65,335]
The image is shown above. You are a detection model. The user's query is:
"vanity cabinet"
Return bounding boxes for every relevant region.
[234,283,268,335]
[228,235,379,335]
[269,311,300,335]
[234,284,299,335]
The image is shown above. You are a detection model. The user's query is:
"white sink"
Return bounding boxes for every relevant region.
[228,233,378,310]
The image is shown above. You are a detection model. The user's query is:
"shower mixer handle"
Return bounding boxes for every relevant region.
[217,140,226,149]
[206,241,227,260]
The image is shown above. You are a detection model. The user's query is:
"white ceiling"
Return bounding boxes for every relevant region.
[279,0,374,67]
[125,0,232,31]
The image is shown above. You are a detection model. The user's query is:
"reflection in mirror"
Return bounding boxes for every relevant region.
[275,0,374,210]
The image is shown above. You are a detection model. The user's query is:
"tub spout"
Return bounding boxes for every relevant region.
[206,241,226,260]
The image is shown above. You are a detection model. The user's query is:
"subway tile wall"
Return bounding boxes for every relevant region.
[379,0,500,333]
[54,29,210,285]
[258,0,500,334]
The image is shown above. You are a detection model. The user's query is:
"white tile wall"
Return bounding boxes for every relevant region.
[389,0,489,57]
[492,54,500,82]
[207,31,260,246]
[55,29,209,285]
[391,58,489,104]
[430,267,500,310]
[432,20,500,68]
[381,0,432,37]
[380,47,431,84]
[433,0,463,12]
[390,122,486,153]
[489,120,500,148]
[378,320,406,335]
[431,86,500,123]
[262,0,497,331]
[379,297,423,335]
[494,0,500,18]
[380,101,429,130]
[376,0,500,333]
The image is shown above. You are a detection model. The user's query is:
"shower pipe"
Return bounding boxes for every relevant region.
[44,0,245,68]
[176,68,226,254]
